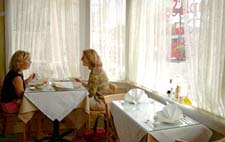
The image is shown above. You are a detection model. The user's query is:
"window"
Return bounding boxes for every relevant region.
[5,0,225,118]
[5,0,81,80]
[90,0,126,81]
[128,0,225,118]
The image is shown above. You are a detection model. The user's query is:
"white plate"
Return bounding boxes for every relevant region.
[29,80,47,86]
[52,81,74,89]
[73,82,82,88]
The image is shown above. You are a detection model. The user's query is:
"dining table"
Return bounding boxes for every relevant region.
[17,80,89,142]
[110,98,213,142]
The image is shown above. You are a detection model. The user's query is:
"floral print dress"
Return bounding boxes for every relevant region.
[88,67,112,102]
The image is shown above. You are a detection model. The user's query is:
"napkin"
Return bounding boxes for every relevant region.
[155,104,183,123]
[52,81,74,89]
[124,88,149,104]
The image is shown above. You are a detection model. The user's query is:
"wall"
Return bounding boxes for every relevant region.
[0,0,5,78]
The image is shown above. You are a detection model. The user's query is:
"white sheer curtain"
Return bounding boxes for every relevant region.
[5,0,81,79]
[128,0,225,118]
[90,0,126,81]
[5,0,126,81]
[187,0,225,117]
[128,0,173,92]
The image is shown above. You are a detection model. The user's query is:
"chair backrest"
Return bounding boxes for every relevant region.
[102,93,126,141]
[103,93,126,122]
[213,137,225,142]
[103,93,125,105]
[109,83,118,93]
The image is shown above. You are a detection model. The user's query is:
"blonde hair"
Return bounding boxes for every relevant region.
[83,49,102,68]
[9,50,31,70]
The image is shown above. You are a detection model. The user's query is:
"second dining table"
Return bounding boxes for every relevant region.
[111,98,212,142]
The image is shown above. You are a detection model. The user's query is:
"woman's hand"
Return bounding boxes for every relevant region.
[70,77,81,82]
[74,78,81,82]
[72,77,88,88]
[25,73,36,84]
[28,73,36,80]
[71,77,88,88]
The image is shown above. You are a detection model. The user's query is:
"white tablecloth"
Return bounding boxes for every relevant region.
[18,86,88,123]
[111,99,212,142]
[150,124,212,142]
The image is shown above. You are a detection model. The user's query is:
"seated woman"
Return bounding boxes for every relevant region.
[75,49,112,111]
[1,50,35,113]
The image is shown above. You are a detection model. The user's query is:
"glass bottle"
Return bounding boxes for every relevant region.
[167,79,173,98]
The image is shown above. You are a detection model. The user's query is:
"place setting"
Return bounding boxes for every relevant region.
[144,103,198,131]
[27,79,54,92]
[122,88,153,110]
[27,76,84,92]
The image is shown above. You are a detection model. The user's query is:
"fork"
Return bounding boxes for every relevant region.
[180,116,191,125]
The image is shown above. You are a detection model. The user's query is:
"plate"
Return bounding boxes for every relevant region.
[52,81,74,90]
[29,80,48,85]
[73,82,82,88]
[29,86,36,90]
[29,80,48,89]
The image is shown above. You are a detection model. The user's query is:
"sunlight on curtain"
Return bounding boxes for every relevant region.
[128,0,173,92]
[128,0,225,118]
[187,0,225,117]
[5,0,81,80]
[90,0,126,81]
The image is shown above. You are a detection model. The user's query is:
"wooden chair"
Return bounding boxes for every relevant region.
[213,137,225,142]
[0,78,28,142]
[176,137,225,142]
[87,83,118,130]
[86,83,127,142]
[102,93,126,142]
[1,111,28,141]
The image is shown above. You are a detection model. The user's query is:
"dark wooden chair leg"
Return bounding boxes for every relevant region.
[2,114,7,137]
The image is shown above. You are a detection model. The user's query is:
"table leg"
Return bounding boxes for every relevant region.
[34,119,74,142]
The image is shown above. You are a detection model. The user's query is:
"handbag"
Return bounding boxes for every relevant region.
[84,114,107,142]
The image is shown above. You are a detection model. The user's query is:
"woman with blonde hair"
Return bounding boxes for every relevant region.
[1,50,35,113]
[75,49,112,111]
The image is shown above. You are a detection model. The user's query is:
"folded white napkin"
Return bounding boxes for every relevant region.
[53,81,74,89]
[124,88,149,104]
[155,104,183,123]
